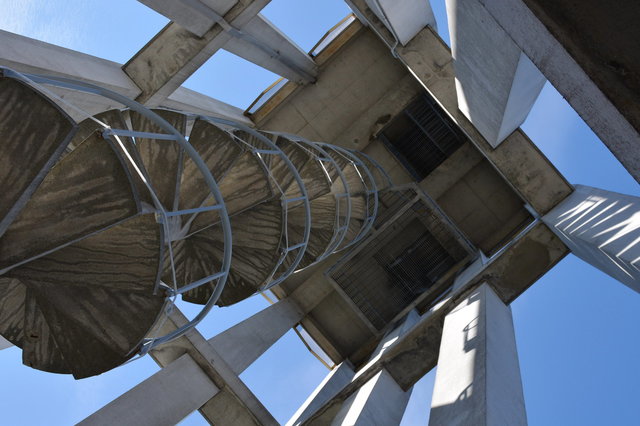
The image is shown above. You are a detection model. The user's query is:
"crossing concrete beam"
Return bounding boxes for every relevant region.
[0,30,251,124]
[79,354,218,426]
[126,0,270,106]
[139,1,317,84]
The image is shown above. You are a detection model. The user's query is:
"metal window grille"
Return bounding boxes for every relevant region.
[380,94,466,180]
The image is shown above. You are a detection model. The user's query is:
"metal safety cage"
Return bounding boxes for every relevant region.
[0,68,233,353]
[192,116,312,290]
[266,132,354,264]
[317,143,380,250]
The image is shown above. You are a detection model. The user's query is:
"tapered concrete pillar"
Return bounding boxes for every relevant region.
[331,369,412,426]
[429,283,527,426]
[209,297,304,375]
[543,185,640,293]
[80,354,218,426]
[287,362,356,426]
[446,0,545,147]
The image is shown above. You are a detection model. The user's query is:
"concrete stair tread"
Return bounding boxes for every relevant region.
[2,214,164,378]
[189,150,273,233]
[181,200,283,306]
[0,132,140,271]
[129,109,186,209]
[179,118,242,210]
[0,76,76,237]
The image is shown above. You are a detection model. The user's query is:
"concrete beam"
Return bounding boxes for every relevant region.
[331,369,412,426]
[476,0,640,183]
[149,309,277,425]
[139,1,316,84]
[208,274,331,375]
[126,0,270,106]
[445,0,545,147]
[0,30,251,124]
[208,298,304,375]
[362,0,437,45]
[299,310,419,425]
[287,362,356,426]
[543,185,640,293]
[223,14,318,84]
[0,335,12,350]
[79,354,218,426]
[139,0,237,37]
[429,283,527,426]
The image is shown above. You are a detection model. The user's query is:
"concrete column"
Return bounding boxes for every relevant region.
[446,0,545,147]
[331,369,412,426]
[208,297,304,375]
[287,362,356,426]
[363,0,437,45]
[429,283,527,426]
[0,335,12,350]
[542,185,640,293]
[80,354,218,426]
[476,0,640,183]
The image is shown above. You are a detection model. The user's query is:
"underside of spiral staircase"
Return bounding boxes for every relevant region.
[0,68,391,378]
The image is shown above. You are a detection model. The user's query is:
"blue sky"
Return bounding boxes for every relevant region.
[0,1,639,425]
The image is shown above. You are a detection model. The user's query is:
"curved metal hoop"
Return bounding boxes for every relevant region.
[0,67,233,352]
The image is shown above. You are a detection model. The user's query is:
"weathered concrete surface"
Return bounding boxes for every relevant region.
[0,30,251,124]
[429,283,527,426]
[148,309,277,425]
[300,222,567,422]
[331,369,412,426]
[477,0,640,183]
[79,354,218,426]
[139,1,317,83]
[361,0,437,45]
[288,362,355,426]
[543,185,640,294]
[446,0,545,147]
[125,0,270,106]
[288,0,572,218]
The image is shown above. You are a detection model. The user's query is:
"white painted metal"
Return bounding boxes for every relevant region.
[543,185,640,293]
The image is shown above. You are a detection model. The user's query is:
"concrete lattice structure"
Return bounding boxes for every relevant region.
[1,0,639,425]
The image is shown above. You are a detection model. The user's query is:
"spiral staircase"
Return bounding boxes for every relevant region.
[0,68,390,378]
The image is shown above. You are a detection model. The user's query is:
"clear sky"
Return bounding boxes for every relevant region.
[0,1,639,425]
